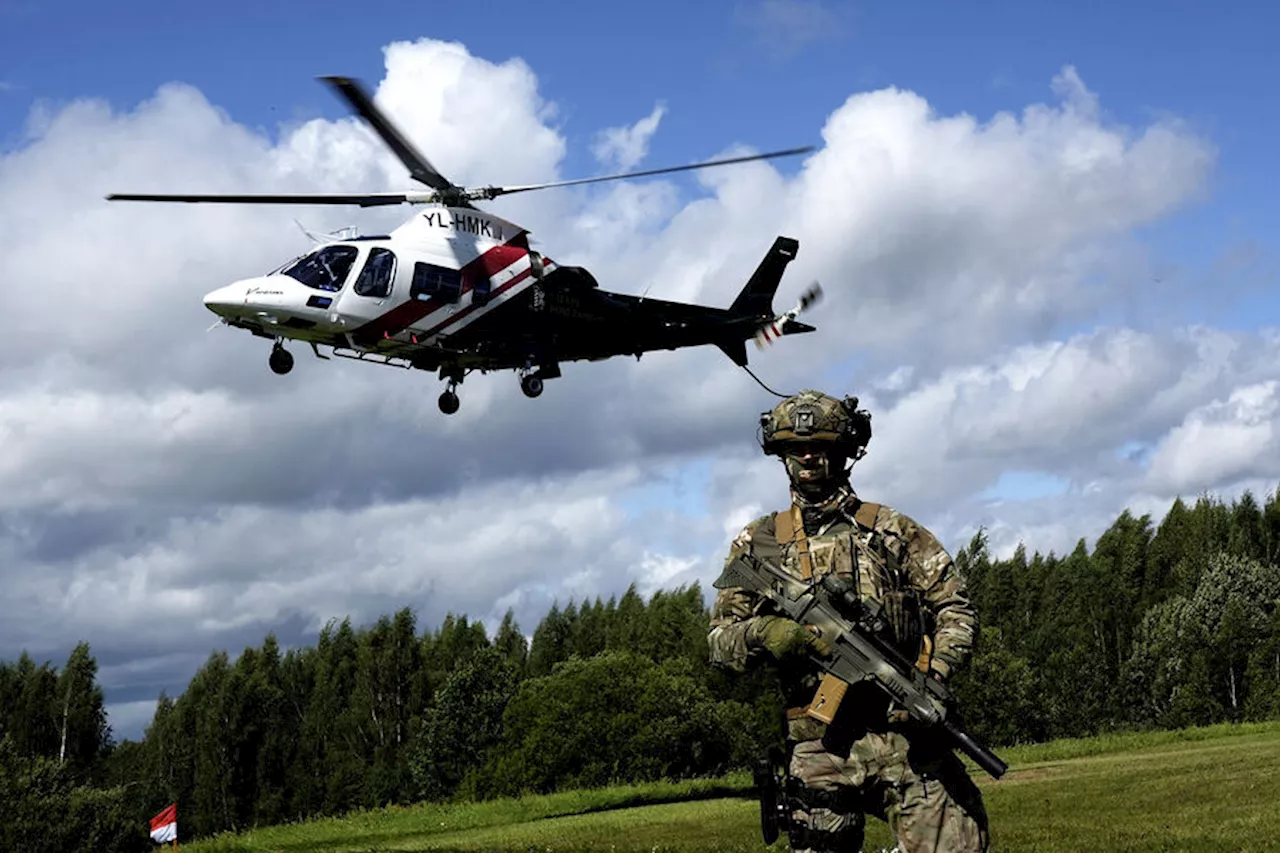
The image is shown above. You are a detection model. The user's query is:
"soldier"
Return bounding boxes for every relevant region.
[708,390,990,853]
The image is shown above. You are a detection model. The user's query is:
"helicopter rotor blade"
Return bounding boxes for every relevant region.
[469,146,814,200]
[318,76,458,193]
[105,191,429,207]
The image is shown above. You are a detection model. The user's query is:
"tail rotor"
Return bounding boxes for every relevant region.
[754,281,823,349]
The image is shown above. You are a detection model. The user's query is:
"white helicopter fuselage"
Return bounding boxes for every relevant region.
[202,204,552,354]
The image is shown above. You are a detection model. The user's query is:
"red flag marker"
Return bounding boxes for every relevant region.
[149,803,177,847]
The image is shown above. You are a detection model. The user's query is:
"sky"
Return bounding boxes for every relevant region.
[1,0,1277,741]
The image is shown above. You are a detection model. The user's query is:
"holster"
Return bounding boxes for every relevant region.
[754,746,792,845]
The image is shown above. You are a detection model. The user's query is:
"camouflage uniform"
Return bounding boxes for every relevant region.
[709,391,989,853]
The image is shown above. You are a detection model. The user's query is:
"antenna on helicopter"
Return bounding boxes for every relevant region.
[106,76,814,209]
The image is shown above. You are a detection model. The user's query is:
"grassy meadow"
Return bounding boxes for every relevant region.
[187,721,1280,853]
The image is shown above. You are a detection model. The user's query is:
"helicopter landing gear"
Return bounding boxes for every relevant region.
[438,365,464,414]
[518,361,560,399]
[269,342,293,375]
[520,374,544,398]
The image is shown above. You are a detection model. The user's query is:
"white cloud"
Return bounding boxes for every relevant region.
[636,552,703,596]
[851,329,1280,557]
[735,0,849,59]
[37,469,639,642]
[591,102,666,172]
[1,39,1266,741]
[1145,381,1280,495]
[689,327,1280,563]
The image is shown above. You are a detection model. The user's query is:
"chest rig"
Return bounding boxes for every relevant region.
[774,498,933,722]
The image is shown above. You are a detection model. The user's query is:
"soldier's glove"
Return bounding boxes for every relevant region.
[928,658,951,681]
[750,616,832,660]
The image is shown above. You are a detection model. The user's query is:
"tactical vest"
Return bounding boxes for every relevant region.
[771,498,934,728]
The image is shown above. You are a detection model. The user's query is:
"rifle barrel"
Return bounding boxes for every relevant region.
[943,720,1008,779]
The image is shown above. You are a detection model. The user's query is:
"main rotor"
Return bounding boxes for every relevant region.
[107,76,814,209]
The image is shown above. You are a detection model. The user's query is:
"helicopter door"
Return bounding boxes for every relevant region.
[352,247,397,305]
[332,246,406,333]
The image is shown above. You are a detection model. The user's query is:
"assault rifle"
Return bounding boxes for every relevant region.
[715,550,1008,781]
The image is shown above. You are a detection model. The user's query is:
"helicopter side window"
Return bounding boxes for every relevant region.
[410,263,462,304]
[281,245,358,292]
[354,247,397,298]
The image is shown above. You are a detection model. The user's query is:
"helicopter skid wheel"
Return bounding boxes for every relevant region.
[520,374,544,398]
[438,389,460,415]
[269,344,294,375]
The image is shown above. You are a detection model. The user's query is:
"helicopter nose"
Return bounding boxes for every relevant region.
[202,284,244,317]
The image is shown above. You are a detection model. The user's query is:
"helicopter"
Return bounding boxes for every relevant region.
[107,76,823,414]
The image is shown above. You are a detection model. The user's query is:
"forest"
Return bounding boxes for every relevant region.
[3,487,1279,851]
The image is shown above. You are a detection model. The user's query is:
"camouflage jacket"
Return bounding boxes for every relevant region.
[707,489,977,721]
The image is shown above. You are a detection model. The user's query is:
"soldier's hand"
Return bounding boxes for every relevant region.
[752,616,831,659]
[928,658,951,682]
[915,637,950,682]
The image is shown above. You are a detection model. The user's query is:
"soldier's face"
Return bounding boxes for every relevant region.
[783,444,844,494]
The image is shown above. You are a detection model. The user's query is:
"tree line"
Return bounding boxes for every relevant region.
[3,487,1280,849]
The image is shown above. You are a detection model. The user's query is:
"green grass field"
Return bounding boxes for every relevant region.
[188,721,1280,852]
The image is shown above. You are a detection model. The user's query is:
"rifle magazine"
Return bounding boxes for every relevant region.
[805,672,848,724]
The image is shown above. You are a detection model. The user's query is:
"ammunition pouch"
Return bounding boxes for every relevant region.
[782,781,867,851]
[880,588,922,650]
[787,821,865,852]
[786,780,863,813]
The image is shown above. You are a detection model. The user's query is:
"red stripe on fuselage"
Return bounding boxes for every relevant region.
[415,263,538,338]
[397,255,555,343]
[351,232,530,346]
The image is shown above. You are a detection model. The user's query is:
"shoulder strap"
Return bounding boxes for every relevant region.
[775,505,814,580]
[853,500,881,529]
[774,508,793,545]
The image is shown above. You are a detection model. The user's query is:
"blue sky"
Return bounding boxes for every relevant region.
[2,0,1278,740]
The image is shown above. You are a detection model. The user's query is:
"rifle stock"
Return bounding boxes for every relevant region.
[714,551,1008,779]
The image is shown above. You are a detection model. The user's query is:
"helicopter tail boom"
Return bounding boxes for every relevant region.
[709,236,819,367]
[728,236,799,319]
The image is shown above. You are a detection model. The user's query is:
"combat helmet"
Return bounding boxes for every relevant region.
[759,389,872,461]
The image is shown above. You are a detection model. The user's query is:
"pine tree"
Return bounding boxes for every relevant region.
[494,609,529,674]
[527,604,570,677]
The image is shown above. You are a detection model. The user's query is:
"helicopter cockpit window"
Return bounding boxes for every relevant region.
[353,247,397,299]
[281,245,358,292]
[411,262,463,304]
